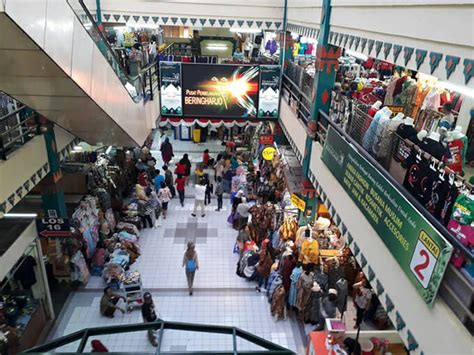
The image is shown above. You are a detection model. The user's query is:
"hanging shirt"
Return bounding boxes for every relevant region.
[299,239,319,264]
[447,139,465,172]
[451,194,474,225]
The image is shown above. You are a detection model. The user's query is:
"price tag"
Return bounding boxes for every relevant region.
[409,232,439,289]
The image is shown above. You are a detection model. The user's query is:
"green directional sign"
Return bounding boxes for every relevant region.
[321,126,452,305]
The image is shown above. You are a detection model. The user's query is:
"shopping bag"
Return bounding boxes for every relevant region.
[227,212,235,224]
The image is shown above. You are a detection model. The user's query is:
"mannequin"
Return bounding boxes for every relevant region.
[397,116,418,143]
[363,107,392,153]
[420,131,448,160]
[367,101,382,117]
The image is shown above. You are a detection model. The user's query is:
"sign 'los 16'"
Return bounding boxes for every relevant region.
[36,218,71,238]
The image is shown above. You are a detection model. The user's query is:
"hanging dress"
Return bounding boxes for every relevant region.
[288,266,302,307]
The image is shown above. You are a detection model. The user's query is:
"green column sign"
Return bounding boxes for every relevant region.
[321,126,452,305]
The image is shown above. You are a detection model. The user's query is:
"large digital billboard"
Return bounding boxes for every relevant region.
[181,64,260,118]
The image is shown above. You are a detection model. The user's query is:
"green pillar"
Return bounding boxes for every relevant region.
[279,0,288,66]
[40,121,67,218]
[96,0,102,25]
[301,0,341,177]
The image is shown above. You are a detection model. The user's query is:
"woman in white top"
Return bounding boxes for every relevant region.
[157,182,172,219]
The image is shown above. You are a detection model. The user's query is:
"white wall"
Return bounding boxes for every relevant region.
[279,100,307,159]
[3,0,149,146]
[84,0,284,21]
[287,0,322,28]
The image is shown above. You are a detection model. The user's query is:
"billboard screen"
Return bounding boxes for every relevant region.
[181,64,260,118]
[159,62,182,116]
[258,65,280,119]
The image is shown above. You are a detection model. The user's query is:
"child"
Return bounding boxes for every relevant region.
[215,176,224,211]
[194,163,205,184]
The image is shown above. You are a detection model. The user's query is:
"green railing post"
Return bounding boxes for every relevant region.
[156,321,165,354]
[232,327,237,355]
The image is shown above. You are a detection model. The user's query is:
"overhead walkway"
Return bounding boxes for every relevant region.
[279,75,473,355]
[0,0,159,147]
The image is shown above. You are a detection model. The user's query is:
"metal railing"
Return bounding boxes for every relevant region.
[281,74,311,126]
[0,106,40,160]
[24,320,294,354]
[281,79,473,331]
[67,0,157,103]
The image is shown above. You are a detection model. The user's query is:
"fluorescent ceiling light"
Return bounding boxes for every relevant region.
[230,28,262,34]
[344,49,368,61]
[3,213,37,218]
[206,45,229,50]
[129,24,160,29]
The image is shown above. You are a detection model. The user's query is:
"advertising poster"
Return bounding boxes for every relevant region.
[258,65,281,118]
[182,64,259,118]
[321,126,453,305]
[159,62,182,116]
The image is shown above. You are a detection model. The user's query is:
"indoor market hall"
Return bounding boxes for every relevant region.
[0,1,472,355]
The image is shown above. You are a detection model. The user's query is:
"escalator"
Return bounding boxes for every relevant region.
[0,0,158,147]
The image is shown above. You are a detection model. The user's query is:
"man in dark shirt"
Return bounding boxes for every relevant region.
[142,292,158,346]
[100,287,125,318]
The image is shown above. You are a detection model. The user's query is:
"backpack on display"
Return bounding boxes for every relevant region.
[186,259,197,272]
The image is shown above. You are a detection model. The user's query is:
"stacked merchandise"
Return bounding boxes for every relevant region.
[123,271,144,311]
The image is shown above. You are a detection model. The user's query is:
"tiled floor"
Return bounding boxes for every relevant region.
[49,132,306,354]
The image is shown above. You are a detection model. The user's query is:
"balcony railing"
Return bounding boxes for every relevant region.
[24,320,294,354]
[281,75,473,333]
[0,106,40,160]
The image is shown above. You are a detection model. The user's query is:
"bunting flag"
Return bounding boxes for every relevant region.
[180,17,188,25]
[219,19,226,27]
[360,254,367,269]
[354,36,361,51]
[367,39,375,55]
[0,202,5,214]
[329,32,334,43]
[142,16,149,23]
[407,331,419,351]
[393,44,402,63]
[348,35,355,48]
[162,17,169,24]
[368,266,375,282]
[237,20,244,27]
[445,55,460,79]
[123,15,130,22]
[246,20,254,28]
[463,58,474,84]
[375,41,383,57]
[274,22,281,29]
[396,311,406,331]
[383,43,392,59]
[415,49,428,70]
[385,295,394,313]
[209,19,216,26]
[103,14,110,21]
[171,17,178,24]
[429,52,443,74]
[404,47,414,66]
[152,16,159,24]
[360,38,367,53]
[256,21,263,28]
[343,34,349,48]
[190,18,197,25]
[133,15,140,23]
[376,279,384,295]
[200,18,207,26]
[113,14,121,22]
[265,21,272,29]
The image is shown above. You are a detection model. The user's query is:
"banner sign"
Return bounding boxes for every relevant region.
[258,65,281,118]
[159,62,182,116]
[262,146,276,161]
[259,134,274,145]
[321,126,452,305]
[291,193,306,212]
[36,218,71,238]
[182,64,259,118]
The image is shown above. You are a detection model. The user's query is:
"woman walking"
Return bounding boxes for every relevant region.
[182,241,199,296]
[160,137,174,165]
[175,174,186,207]
[179,154,192,184]
[157,182,172,219]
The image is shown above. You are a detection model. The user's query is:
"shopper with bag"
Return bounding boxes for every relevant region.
[141,292,159,346]
[183,241,199,295]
